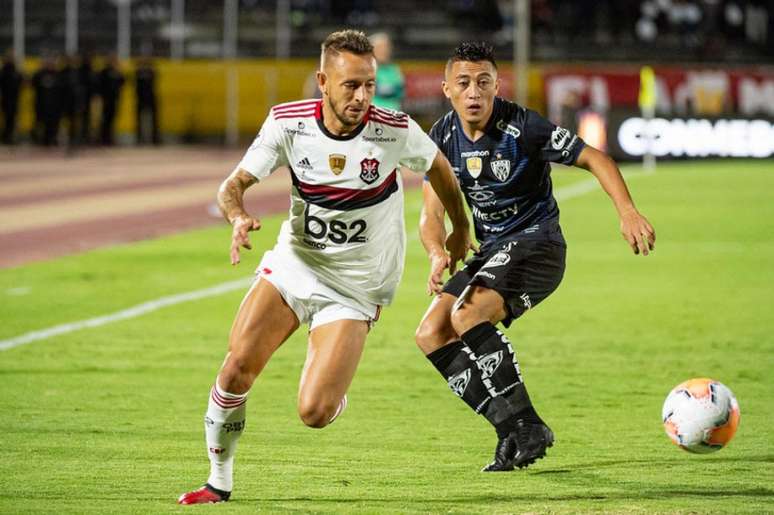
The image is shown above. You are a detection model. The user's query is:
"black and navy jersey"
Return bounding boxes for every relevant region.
[428,97,585,251]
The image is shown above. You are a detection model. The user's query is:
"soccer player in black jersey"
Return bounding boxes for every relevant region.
[415,42,656,471]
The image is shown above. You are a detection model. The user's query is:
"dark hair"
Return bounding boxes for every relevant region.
[321,30,374,60]
[446,41,497,73]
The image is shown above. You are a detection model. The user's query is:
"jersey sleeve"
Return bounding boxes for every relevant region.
[523,109,585,165]
[234,114,288,180]
[398,117,439,174]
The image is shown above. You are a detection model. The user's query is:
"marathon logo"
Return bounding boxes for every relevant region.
[461,149,490,157]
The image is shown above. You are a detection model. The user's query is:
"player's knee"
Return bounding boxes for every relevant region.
[218,354,257,394]
[450,304,484,336]
[415,319,454,354]
[297,399,335,429]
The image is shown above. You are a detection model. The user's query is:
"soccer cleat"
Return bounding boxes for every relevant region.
[177,483,231,505]
[482,420,554,472]
[482,432,518,472]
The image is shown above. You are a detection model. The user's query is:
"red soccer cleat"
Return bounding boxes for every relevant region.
[177,484,231,505]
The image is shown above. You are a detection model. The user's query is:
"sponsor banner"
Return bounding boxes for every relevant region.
[606,110,774,160]
[544,67,774,123]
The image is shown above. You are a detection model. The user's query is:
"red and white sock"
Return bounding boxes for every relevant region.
[204,380,247,492]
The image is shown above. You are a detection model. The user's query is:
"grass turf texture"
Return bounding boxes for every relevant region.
[1,160,772,514]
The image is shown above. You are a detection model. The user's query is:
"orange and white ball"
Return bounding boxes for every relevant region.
[662,378,740,453]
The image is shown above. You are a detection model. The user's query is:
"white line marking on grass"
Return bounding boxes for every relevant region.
[0,277,253,351]
[6,287,31,296]
[553,177,601,201]
[1,170,649,351]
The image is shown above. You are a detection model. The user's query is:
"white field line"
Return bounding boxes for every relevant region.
[0,277,253,351]
[0,171,644,352]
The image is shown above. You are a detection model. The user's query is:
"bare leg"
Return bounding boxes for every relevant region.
[449,285,508,335]
[218,278,300,394]
[297,319,370,428]
[415,293,460,355]
[179,278,300,504]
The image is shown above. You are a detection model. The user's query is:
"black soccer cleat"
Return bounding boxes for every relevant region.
[482,420,554,472]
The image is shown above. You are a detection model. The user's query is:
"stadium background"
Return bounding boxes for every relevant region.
[1,0,773,147]
[1,2,773,513]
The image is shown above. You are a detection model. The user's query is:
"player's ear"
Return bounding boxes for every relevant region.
[442,81,451,100]
[494,77,501,95]
[316,70,327,96]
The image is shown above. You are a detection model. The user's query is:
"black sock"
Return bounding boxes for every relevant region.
[460,322,544,434]
[427,341,494,415]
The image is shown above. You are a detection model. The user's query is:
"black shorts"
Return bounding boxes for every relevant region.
[443,235,566,327]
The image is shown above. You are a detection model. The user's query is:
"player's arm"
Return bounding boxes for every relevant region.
[419,180,451,295]
[575,146,656,256]
[425,150,474,276]
[217,168,263,266]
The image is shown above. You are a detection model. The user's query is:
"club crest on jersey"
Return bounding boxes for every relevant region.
[359,158,380,184]
[490,158,511,182]
[328,154,346,175]
[466,157,483,179]
[482,251,511,269]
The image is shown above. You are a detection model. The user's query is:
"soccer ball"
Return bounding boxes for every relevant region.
[661,378,740,453]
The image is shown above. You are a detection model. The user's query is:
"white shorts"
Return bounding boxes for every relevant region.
[255,248,381,331]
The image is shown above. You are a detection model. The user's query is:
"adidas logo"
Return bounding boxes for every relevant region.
[296,157,313,170]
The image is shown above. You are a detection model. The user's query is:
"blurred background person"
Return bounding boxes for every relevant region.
[369,32,404,111]
[98,55,125,145]
[134,57,160,145]
[78,54,96,144]
[60,55,86,149]
[32,56,62,146]
[1,49,23,145]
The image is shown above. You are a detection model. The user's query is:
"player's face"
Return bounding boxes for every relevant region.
[443,60,500,127]
[319,51,377,130]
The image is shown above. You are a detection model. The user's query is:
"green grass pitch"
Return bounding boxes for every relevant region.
[1,160,772,514]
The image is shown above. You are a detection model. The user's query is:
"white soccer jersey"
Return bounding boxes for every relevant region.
[236,99,438,306]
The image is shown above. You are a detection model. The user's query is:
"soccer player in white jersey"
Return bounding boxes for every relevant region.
[178,30,472,505]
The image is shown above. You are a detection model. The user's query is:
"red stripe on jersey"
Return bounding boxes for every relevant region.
[371,106,407,120]
[296,169,397,202]
[273,107,317,116]
[369,115,408,128]
[274,110,316,120]
[272,99,320,113]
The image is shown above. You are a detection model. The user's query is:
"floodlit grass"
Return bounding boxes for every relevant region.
[1,160,772,513]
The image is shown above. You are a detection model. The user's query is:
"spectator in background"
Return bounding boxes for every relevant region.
[369,32,404,111]
[98,55,125,145]
[134,57,159,145]
[60,55,86,149]
[32,56,62,146]
[1,50,23,145]
[78,54,96,144]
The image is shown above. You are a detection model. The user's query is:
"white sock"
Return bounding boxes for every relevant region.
[328,394,348,424]
[204,380,247,492]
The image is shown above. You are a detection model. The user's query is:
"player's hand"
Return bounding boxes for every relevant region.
[427,250,450,296]
[445,229,476,275]
[620,209,655,256]
[230,215,262,265]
